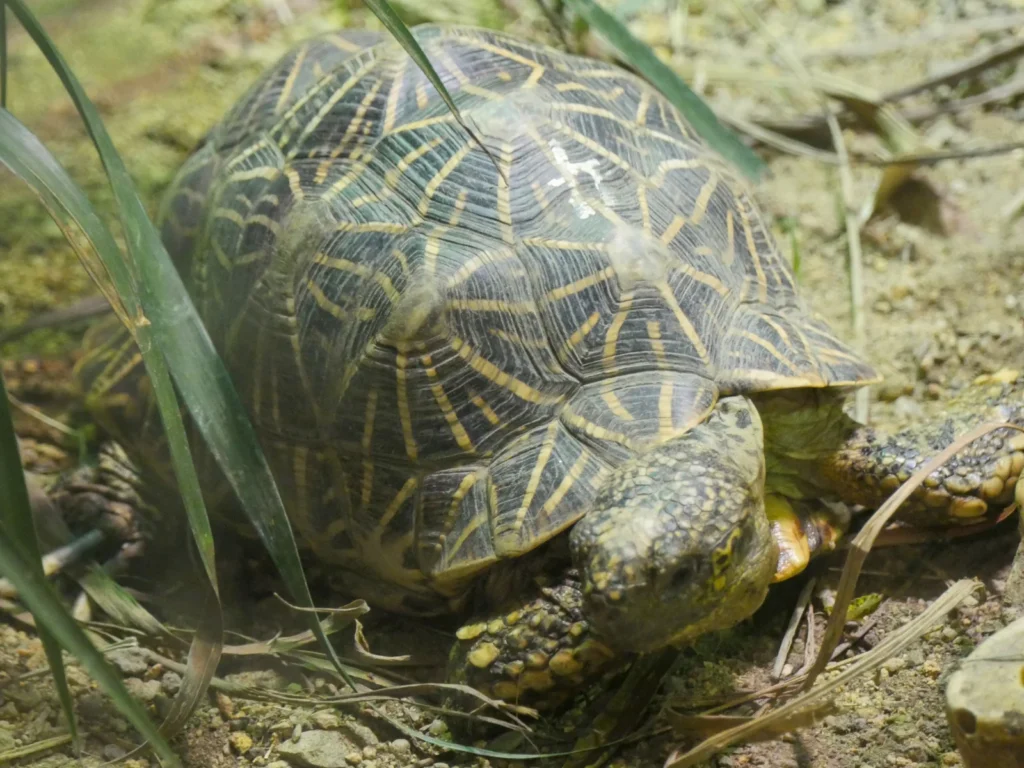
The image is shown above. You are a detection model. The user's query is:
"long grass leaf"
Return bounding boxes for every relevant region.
[363,0,503,176]
[0,372,79,748]
[0,374,180,766]
[3,0,351,688]
[1,3,7,108]
[564,0,764,180]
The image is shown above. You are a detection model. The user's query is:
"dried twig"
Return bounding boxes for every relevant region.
[803,14,1024,61]
[883,34,1024,102]
[772,577,816,680]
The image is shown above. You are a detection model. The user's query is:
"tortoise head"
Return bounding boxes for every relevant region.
[569,397,777,653]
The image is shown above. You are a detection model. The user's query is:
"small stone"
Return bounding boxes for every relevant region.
[311,711,341,730]
[882,657,907,674]
[390,738,411,754]
[941,627,958,641]
[426,719,447,737]
[107,647,150,677]
[345,752,362,765]
[940,751,962,766]
[922,660,942,678]
[124,678,162,703]
[215,692,234,719]
[160,672,182,696]
[229,732,253,755]
[102,744,127,761]
[905,649,925,667]
[340,722,378,746]
[277,730,354,768]
[361,746,376,759]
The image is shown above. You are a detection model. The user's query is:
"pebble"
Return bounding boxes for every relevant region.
[277,730,354,768]
[107,647,150,677]
[102,744,127,761]
[390,738,411,753]
[311,711,341,730]
[229,732,253,755]
[882,657,908,674]
[124,678,162,703]
[160,671,182,696]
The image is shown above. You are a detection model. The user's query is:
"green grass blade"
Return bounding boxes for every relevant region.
[0,374,78,749]
[3,0,352,689]
[0,103,218,747]
[1,3,7,108]
[363,0,503,176]
[564,0,764,180]
[0,374,181,766]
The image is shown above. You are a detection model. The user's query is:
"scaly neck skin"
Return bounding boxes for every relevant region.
[753,389,868,504]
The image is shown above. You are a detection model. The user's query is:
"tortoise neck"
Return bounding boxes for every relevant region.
[752,389,863,502]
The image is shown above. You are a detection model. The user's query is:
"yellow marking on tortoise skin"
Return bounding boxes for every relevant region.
[561,408,635,451]
[514,421,559,531]
[656,281,710,363]
[544,267,616,304]
[382,54,407,134]
[314,78,384,183]
[448,189,469,227]
[394,353,418,462]
[689,171,719,226]
[547,122,635,174]
[736,330,808,377]
[602,293,634,373]
[468,642,500,668]
[446,298,536,315]
[496,143,515,244]
[450,337,563,405]
[724,208,737,267]
[469,391,502,426]
[650,157,703,186]
[660,214,686,246]
[602,387,633,422]
[540,452,595,516]
[360,389,378,510]
[284,60,377,151]
[634,86,652,125]
[305,280,377,322]
[560,311,602,362]
[737,198,768,303]
[447,249,518,288]
[423,353,475,452]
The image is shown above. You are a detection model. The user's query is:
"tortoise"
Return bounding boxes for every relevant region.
[63,24,1024,704]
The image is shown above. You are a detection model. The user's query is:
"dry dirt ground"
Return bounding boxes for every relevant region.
[1,0,1024,766]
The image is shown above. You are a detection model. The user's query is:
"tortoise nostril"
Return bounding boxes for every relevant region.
[669,563,693,590]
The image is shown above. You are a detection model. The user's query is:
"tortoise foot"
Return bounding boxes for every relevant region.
[824,374,1024,526]
[49,441,154,558]
[448,572,617,707]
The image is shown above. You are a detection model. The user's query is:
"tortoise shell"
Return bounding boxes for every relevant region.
[145,25,875,611]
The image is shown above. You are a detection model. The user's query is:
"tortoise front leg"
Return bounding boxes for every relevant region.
[447,571,618,708]
[819,376,1024,525]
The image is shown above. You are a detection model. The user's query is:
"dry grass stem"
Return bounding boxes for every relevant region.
[664,579,978,768]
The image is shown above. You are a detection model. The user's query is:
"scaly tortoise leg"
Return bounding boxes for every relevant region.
[448,571,617,708]
[762,374,1024,581]
[820,375,1024,524]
